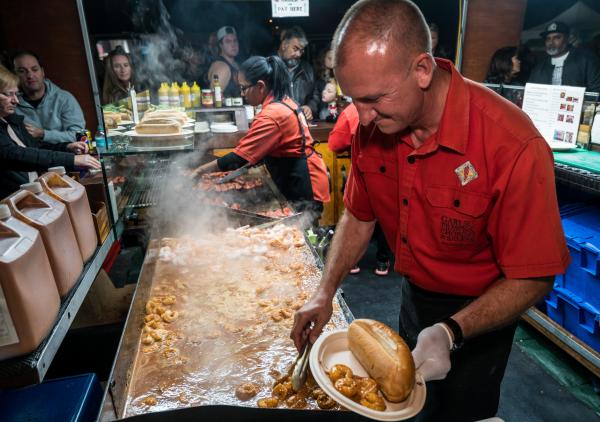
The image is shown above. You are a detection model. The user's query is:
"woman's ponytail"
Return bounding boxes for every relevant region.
[241,55,291,101]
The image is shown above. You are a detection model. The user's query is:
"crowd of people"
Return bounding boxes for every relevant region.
[485,21,600,93]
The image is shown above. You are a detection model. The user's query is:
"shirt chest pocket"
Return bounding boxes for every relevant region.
[425,186,492,248]
[356,155,398,214]
[356,155,398,181]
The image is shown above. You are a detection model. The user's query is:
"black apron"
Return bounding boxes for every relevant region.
[264,100,317,213]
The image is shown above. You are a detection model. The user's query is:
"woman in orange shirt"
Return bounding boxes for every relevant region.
[193,55,330,221]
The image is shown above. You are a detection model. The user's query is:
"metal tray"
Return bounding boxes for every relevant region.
[99,220,353,421]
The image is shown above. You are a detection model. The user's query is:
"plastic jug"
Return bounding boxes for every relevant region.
[0,204,60,360]
[4,185,83,297]
[37,167,97,262]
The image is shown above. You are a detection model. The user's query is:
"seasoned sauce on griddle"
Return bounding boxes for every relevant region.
[125,224,347,416]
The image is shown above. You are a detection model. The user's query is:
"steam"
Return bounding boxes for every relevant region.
[131,0,187,89]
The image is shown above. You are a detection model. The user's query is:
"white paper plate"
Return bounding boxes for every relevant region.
[310,330,426,421]
[123,129,194,138]
[120,120,134,125]
[210,125,238,133]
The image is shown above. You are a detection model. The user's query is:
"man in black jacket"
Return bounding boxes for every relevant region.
[529,21,600,93]
[277,26,319,120]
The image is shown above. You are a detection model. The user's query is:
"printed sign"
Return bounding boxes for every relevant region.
[522,83,585,149]
[272,0,309,17]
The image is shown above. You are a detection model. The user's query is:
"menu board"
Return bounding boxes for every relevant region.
[272,0,309,17]
[522,83,586,148]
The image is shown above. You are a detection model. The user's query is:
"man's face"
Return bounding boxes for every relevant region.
[280,37,305,68]
[336,42,431,135]
[14,55,45,94]
[220,34,239,58]
[545,32,569,57]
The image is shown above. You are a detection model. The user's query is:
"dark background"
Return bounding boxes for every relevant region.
[83,0,461,62]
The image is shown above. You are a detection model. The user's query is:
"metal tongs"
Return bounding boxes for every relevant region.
[216,163,252,184]
[291,342,312,392]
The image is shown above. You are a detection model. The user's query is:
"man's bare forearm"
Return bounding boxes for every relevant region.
[453,276,554,339]
[318,210,375,297]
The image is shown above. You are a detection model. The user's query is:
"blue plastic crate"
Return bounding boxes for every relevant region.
[0,373,103,422]
[558,204,600,310]
[545,287,600,353]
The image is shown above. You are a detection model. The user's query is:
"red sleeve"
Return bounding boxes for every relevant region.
[488,138,571,279]
[328,105,359,153]
[342,126,376,222]
[234,114,282,164]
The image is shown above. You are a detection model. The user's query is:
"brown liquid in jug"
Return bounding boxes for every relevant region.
[38,169,97,262]
[0,204,60,360]
[3,187,83,297]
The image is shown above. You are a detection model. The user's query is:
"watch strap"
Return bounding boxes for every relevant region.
[441,317,464,352]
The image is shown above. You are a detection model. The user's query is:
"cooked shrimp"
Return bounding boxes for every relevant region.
[328,364,353,383]
[235,383,258,401]
[335,377,358,398]
[162,310,179,323]
[360,392,386,411]
[257,397,279,408]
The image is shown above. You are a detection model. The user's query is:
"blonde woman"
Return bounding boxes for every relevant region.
[0,65,99,198]
[102,46,135,104]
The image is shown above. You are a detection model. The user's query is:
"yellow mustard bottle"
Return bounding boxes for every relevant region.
[169,82,180,108]
[158,82,169,107]
[180,82,191,109]
[191,82,201,108]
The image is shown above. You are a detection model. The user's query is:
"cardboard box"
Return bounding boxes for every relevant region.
[90,201,110,245]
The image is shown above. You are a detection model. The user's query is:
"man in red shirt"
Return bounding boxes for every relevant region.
[291,1,570,420]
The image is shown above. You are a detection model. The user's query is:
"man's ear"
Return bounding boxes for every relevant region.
[413,53,435,90]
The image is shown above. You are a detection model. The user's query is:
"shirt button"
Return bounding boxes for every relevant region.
[407,156,416,164]
[402,236,408,244]
[402,198,408,206]
[379,166,386,173]
[454,199,460,207]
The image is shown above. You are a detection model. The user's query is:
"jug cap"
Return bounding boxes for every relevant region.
[48,166,66,175]
[0,204,10,220]
[20,182,43,194]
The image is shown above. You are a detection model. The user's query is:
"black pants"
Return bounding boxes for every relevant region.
[374,222,392,263]
[294,200,324,229]
[398,279,517,422]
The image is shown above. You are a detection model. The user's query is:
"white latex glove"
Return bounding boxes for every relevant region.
[411,323,453,381]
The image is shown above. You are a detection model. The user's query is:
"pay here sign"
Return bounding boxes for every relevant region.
[272,0,310,17]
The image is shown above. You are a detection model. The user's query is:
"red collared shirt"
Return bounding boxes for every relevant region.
[234,95,330,203]
[344,59,570,296]
[328,104,359,153]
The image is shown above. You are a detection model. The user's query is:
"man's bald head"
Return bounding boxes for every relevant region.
[333,0,431,68]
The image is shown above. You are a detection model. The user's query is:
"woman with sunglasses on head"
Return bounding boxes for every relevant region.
[0,65,100,198]
[193,55,330,222]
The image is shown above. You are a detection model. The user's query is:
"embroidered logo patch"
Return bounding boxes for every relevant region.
[454,161,479,186]
[441,216,476,243]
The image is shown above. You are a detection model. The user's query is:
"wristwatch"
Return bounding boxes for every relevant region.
[441,317,464,352]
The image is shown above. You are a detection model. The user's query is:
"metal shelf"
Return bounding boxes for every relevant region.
[522,308,600,378]
[555,163,600,195]
[0,231,115,388]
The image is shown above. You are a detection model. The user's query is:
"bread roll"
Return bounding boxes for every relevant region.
[348,319,415,402]
[142,110,187,125]
[135,119,182,135]
[103,112,121,128]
